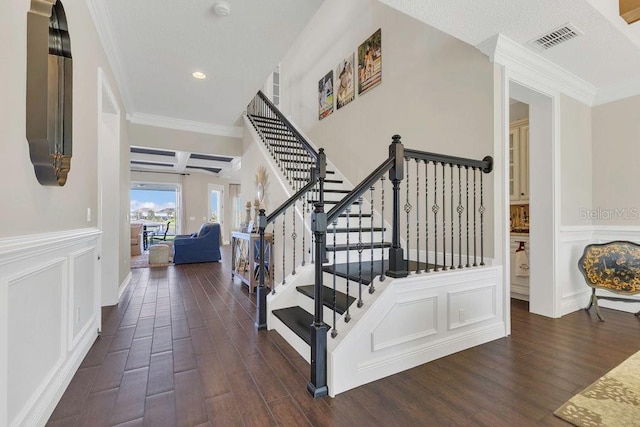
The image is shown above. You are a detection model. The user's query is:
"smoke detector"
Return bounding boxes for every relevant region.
[213,1,231,17]
[529,23,583,50]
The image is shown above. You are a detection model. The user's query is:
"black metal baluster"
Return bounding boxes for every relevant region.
[292,201,297,275]
[473,168,477,267]
[380,176,386,282]
[404,157,411,274]
[271,222,277,294]
[345,206,351,322]
[457,166,463,269]
[310,188,315,264]
[282,209,287,284]
[302,198,306,266]
[415,159,420,274]
[331,219,338,338]
[442,163,447,271]
[369,184,375,293]
[450,164,454,270]
[425,160,430,273]
[466,167,470,268]
[357,196,363,308]
[432,162,439,272]
[480,171,485,266]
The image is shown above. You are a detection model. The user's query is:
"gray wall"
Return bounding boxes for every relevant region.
[592,95,640,226]
[560,95,593,225]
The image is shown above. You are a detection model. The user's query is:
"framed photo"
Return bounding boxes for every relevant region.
[318,70,334,120]
[357,28,382,95]
[336,53,355,109]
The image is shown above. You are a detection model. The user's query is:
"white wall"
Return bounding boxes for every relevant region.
[592,95,640,227]
[560,95,593,226]
[0,0,128,424]
[182,173,232,241]
[279,0,495,256]
[509,101,529,122]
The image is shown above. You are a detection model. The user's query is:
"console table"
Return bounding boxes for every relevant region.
[231,231,273,293]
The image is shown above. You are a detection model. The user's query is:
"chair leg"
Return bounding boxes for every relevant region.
[585,289,604,322]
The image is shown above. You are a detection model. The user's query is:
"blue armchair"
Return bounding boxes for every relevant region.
[173,222,222,265]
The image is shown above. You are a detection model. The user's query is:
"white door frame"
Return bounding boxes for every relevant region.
[479,34,597,325]
[208,183,225,242]
[97,68,122,306]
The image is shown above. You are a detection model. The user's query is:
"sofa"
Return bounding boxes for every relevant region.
[173,222,222,265]
[131,223,143,256]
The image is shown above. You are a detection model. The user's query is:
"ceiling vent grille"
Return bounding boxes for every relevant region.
[529,23,582,50]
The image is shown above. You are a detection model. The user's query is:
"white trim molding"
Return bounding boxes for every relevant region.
[0,228,101,426]
[476,34,597,106]
[130,113,244,138]
[85,0,135,114]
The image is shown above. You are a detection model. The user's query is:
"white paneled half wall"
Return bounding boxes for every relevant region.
[0,228,101,427]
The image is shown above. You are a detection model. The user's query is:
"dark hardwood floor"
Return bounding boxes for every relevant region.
[47,246,640,426]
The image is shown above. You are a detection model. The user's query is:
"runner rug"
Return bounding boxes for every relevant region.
[554,349,640,426]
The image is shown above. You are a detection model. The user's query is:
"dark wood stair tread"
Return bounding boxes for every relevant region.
[325,242,392,252]
[329,227,385,233]
[296,285,355,315]
[323,259,441,284]
[272,306,314,345]
[310,188,351,194]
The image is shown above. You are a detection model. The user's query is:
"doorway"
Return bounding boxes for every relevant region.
[208,183,225,241]
[507,81,557,319]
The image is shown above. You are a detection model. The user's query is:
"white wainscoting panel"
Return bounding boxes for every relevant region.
[0,228,101,427]
[448,285,496,330]
[328,266,504,396]
[371,296,438,352]
[559,226,594,316]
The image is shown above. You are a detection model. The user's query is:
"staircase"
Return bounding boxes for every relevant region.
[246,91,501,397]
[247,101,390,347]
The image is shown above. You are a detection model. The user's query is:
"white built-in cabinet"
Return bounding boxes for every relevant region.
[509,119,529,203]
[510,234,529,300]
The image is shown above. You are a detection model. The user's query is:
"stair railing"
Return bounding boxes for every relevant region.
[247,91,319,192]
[255,149,326,331]
[307,134,493,397]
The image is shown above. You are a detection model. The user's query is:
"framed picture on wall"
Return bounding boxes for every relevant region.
[336,53,355,109]
[318,70,334,120]
[357,28,382,95]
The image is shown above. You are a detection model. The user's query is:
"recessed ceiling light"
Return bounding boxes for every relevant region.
[192,71,206,80]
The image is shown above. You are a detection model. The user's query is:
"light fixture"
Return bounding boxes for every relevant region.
[192,71,206,80]
[213,1,231,17]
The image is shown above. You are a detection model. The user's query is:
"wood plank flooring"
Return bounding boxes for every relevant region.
[47,246,640,426]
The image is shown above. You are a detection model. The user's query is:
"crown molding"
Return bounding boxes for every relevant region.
[476,34,597,106]
[85,0,135,114]
[129,113,244,138]
[593,78,640,105]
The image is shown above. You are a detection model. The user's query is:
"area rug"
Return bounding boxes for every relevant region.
[554,349,640,426]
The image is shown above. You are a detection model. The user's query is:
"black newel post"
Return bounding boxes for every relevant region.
[307,202,329,398]
[255,209,268,330]
[386,135,408,278]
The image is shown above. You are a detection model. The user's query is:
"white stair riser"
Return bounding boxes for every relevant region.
[270,314,311,363]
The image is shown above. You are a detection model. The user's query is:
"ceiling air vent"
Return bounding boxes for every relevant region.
[529,23,582,50]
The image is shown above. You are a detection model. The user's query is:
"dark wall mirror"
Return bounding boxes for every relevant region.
[26,0,73,186]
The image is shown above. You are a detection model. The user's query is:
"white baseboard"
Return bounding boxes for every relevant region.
[119,271,132,299]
